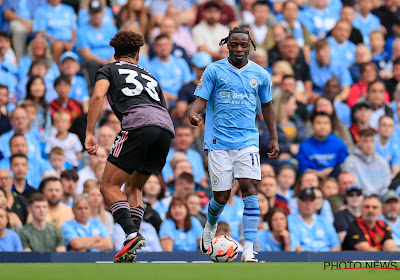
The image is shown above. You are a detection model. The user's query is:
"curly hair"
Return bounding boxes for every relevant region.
[110,31,145,59]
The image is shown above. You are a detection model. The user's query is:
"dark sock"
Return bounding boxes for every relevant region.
[130,206,145,229]
[110,201,138,236]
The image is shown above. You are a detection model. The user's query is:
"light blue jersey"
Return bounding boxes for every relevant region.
[375,134,400,167]
[33,3,77,42]
[159,217,203,251]
[299,8,339,39]
[353,12,381,46]
[380,215,400,248]
[255,229,295,252]
[217,196,244,241]
[69,75,90,103]
[288,213,340,251]
[0,229,23,252]
[61,219,109,252]
[194,58,272,151]
[327,37,356,68]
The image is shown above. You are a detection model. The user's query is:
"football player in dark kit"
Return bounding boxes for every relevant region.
[85,31,174,262]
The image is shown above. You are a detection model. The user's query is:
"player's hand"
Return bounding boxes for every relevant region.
[267,138,279,159]
[188,113,202,126]
[85,134,98,155]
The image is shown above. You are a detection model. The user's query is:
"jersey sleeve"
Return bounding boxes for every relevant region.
[76,26,89,51]
[324,219,341,248]
[17,229,30,249]
[61,222,79,247]
[95,64,111,82]
[33,8,47,33]
[343,222,366,249]
[258,71,272,104]
[194,66,215,101]
[56,227,66,248]
[383,223,394,243]
[159,219,175,239]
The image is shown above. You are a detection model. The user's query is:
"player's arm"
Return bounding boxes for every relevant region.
[188,97,207,126]
[261,101,279,158]
[85,79,110,155]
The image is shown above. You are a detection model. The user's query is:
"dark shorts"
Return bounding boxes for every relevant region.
[108,126,173,175]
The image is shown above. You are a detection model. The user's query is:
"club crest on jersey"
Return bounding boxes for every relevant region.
[199,76,204,84]
[250,78,258,88]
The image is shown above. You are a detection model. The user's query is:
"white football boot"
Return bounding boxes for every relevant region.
[200,221,217,254]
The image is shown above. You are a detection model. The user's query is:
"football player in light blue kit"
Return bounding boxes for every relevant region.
[188,27,279,262]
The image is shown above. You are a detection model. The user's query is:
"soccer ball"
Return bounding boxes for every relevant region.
[207,235,238,262]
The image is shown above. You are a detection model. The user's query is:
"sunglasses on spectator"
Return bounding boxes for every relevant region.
[347,192,362,197]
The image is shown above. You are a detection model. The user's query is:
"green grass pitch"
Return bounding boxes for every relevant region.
[1,263,399,280]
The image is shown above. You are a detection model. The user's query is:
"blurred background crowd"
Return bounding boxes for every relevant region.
[0,0,400,253]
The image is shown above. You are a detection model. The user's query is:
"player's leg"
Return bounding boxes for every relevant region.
[234,146,261,262]
[201,150,235,254]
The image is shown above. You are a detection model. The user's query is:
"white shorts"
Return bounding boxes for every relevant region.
[208,145,261,192]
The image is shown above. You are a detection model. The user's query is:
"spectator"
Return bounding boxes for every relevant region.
[162,124,205,184]
[116,0,150,37]
[323,77,352,128]
[0,169,28,224]
[371,0,400,39]
[259,176,289,214]
[17,193,66,252]
[39,177,74,228]
[215,222,243,251]
[192,1,230,60]
[77,0,118,89]
[96,125,116,154]
[342,195,398,251]
[380,190,400,248]
[217,182,243,242]
[349,101,374,144]
[384,58,400,100]
[23,76,52,139]
[370,31,390,72]
[196,0,237,28]
[49,75,83,122]
[149,0,195,27]
[342,129,391,196]
[280,75,308,121]
[148,34,192,107]
[273,91,306,157]
[44,111,82,168]
[321,178,343,214]
[331,5,363,45]
[276,165,296,201]
[366,80,393,129]
[255,208,293,251]
[61,194,113,252]
[375,115,400,177]
[353,0,381,45]
[337,171,357,197]
[334,185,363,242]
[101,112,121,136]
[60,170,78,207]
[59,52,89,113]
[249,1,271,48]
[143,174,168,220]
[0,106,41,159]
[78,0,114,27]
[310,39,352,100]
[261,163,276,178]
[2,0,46,61]
[76,145,107,194]
[0,134,53,189]
[297,112,348,178]
[48,147,71,175]
[185,192,207,227]
[256,191,270,231]
[160,197,202,251]
[385,17,400,57]
[347,63,390,108]
[175,52,212,122]
[0,85,11,136]
[33,0,77,66]
[288,188,341,251]
[327,20,356,68]
[0,208,22,252]
[349,44,372,84]
[270,61,296,98]
[85,184,114,236]
[10,154,37,200]
[0,188,22,230]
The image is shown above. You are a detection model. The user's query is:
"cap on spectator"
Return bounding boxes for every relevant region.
[191,52,212,69]
[346,185,362,195]
[278,158,299,174]
[204,1,222,10]
[89,0,103,13]
[298,188,316,200]
[382,190,400,203]
[60,51,80,64]
[353,101,372,111]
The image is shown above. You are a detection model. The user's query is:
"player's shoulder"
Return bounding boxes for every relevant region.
[248,60,271,76]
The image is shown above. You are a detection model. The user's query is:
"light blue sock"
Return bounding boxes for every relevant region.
[243,195,260,243]
[207,197,226,226]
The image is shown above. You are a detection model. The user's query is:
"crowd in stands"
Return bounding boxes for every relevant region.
[0,0,400,253]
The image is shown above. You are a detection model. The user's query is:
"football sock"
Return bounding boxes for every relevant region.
[207,197,226,226]
[130,206,145,229]
[243,195,260,245]
[110,200,138,237]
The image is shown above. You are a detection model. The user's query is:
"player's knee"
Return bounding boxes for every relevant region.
[213,191,230,205]
[240,180,259,197]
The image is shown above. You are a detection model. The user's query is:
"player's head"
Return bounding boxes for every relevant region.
[110,31,145,62]
[219,27,256,65]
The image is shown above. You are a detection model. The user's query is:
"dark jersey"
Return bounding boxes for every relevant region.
[96,61,174,135]
[96,61,167,120]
